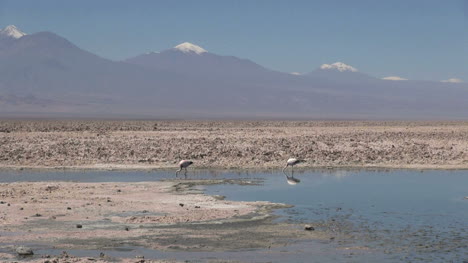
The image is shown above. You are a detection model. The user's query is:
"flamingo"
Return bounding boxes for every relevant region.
[282,158,305,173]
[175,160,193,177]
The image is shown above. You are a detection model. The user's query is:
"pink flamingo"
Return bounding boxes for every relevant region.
[175,160,193,177]
[282,158,305,173]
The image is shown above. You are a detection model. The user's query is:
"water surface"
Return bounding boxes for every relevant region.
[206,169,468,262]
[0,168,466,262]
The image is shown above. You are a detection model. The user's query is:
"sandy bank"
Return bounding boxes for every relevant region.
[0,179,326,262]
[0,180,258,236]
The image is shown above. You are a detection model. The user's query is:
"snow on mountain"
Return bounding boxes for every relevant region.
[1,28,468,119]
[0,25,26,39]
[126,42,273,78]
[382,76,408,81]
[320,62,358,72]
[441,78,463,83]
[173,42,207,54]
[306,61,371,83]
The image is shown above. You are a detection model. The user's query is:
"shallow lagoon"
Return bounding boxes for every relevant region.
[206,169,468,262]
[0,168,466,262]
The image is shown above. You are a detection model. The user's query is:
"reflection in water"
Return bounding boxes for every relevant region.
[205,169,468,262]
[283,169,301,185]
[0,169,466,262]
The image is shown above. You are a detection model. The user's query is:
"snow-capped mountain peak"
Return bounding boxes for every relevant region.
[382,76,408,81]
[441,78,463,83]
[173,42,207,54]
[0,25,27,39]
[320,62,358,72]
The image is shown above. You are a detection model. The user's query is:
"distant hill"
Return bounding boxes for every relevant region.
[0,25,467,119]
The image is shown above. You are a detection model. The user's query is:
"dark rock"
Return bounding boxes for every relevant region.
[61,251,69,258]
[67,207,72,210]
[16,246,34,255]
[76,224,83,228]
[304,225,315,231]
[179,203,184,207]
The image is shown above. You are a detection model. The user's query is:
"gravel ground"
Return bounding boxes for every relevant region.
[0,120,467,169]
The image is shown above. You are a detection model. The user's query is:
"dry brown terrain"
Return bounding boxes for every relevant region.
[0,120,467,169]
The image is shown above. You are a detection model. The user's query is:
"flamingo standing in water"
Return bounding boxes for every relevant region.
[175,160,193,177]
[282,158,305,173]
[282,158,304,185]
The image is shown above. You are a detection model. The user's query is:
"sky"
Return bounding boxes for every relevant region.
[0,0,467,81]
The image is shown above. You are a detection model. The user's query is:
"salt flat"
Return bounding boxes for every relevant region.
[0,120,467,170]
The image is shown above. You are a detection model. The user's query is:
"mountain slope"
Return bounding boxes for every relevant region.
[125,42,275,80]
[0,26,467,119]
[0,29,182,109]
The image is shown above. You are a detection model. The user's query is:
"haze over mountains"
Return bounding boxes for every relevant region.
[0,25,467,119]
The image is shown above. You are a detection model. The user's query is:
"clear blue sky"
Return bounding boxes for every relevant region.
[0,0,467,81]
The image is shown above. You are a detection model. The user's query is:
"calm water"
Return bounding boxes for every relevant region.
[0,168,467,262]
[206,169,468,262]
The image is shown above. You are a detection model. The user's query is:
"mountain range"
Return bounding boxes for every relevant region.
[0,25,467,119]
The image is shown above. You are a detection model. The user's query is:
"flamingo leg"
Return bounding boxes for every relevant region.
[175,168,182,177]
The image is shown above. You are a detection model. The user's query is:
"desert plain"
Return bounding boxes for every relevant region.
[1,120,467,170]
